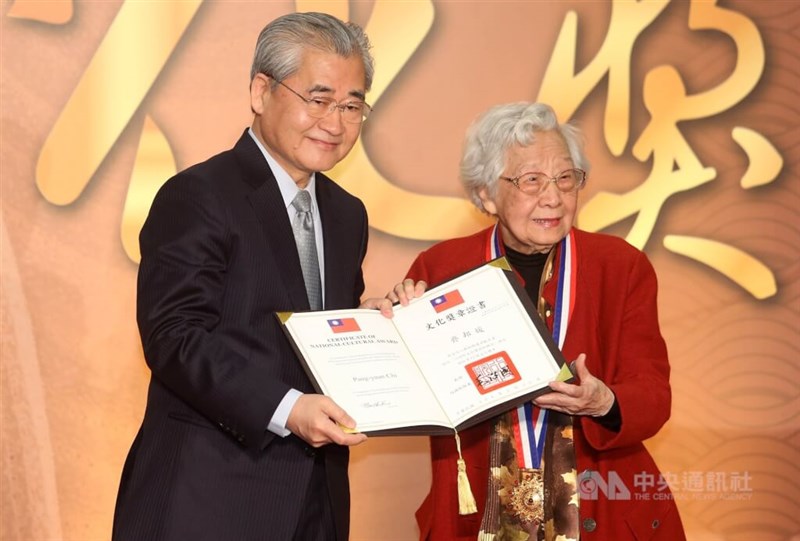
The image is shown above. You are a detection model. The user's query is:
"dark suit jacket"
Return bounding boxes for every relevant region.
[113,130,368,541]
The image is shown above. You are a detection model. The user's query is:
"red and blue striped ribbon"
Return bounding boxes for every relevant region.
[487,224,576,469]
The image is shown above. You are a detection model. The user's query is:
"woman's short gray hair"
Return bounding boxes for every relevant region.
[250,12,374,91]
[460,102,589,212]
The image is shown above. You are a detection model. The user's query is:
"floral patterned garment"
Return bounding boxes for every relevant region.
[478,411,578,541]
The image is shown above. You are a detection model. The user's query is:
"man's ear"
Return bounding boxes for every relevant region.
[250,73,271,115]
[478,187,498,215]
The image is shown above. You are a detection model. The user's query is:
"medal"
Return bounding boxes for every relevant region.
[508,469,544,524]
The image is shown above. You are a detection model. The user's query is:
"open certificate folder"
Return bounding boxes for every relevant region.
[277,258,573,436]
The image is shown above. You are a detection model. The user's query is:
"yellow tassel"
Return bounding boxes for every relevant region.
[454,431,477,515]
[477,532,496,541]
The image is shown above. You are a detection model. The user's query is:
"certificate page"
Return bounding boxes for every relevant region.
[391,264,562,428]
[281,310,451,433]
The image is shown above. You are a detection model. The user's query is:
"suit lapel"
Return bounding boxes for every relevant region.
[317,174,341,308]
[233,131,310,310]
[316,173,360,309]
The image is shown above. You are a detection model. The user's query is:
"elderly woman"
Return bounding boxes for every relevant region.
[389,103,686,540]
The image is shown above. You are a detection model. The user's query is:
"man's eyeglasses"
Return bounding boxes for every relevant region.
[272,78,371,124]
[500,168,586,195]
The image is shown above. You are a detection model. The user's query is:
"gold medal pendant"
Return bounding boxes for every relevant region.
[508,468,544,524]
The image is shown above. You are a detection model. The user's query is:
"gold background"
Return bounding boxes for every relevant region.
[1,1,798,540]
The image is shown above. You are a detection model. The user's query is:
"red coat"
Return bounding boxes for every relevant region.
[407,227,686,541]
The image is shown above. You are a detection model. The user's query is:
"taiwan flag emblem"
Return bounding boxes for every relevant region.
[328,318,361,333]
[430,290,465,313]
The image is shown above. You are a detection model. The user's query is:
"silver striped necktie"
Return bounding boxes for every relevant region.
[290,190,322,310]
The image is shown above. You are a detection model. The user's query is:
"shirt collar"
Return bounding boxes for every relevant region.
[248,128,318,211]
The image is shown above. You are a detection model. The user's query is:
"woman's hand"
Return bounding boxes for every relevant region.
[533,354,616,417]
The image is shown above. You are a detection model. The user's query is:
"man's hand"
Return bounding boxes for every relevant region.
[359,279,427,318]
[533,354,615,417]
[359,297,394,317]
[386,279,427,306]
[286,394,368,448]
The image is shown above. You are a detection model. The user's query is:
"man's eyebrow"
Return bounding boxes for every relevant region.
[308,84,334,94]
[308,84,366,102]
[348,90,366,102]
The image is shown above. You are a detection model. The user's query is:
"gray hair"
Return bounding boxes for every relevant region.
[460,102,590,212]
[250,12,374,91]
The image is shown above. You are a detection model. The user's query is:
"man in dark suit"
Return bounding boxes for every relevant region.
[112,12,375,541]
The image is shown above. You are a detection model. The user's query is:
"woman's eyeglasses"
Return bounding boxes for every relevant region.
[500,168,587,195]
